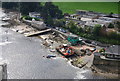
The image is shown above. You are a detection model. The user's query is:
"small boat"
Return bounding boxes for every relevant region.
[56,44,76,57]
[2,17,10,21]
[46,55,56,58]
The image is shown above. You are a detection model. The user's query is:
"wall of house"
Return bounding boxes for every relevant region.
[22,19,47,30]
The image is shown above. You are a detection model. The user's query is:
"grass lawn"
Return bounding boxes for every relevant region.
[54,2,118,14]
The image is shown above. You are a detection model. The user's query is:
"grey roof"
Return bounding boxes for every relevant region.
[99,17,118,21]
[94,19,112,24]
[85,21,104,27]
[105,45,120,55]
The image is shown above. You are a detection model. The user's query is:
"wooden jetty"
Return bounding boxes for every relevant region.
[25,29,51,37]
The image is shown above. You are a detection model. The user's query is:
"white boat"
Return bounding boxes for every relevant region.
[2,17,10,21]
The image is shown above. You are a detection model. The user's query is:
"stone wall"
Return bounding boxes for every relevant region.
[93,55,120,74]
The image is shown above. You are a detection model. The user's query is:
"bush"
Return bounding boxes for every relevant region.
[108,23,114,28]
[108,32,118,40]
[25,16,33,20]
[22,16,32,20]
[34,18,41,21]
[21,16,41,21]
[54,19,65,27]
[63,21,119,45]
[97,37,120,45]
[93,24,102,36]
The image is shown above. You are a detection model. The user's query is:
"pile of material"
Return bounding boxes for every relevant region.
[56,44,75,57]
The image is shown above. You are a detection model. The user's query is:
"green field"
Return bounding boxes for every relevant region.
[54,2,118,14]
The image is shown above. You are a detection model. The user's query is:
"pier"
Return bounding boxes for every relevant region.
[24,28,51,37]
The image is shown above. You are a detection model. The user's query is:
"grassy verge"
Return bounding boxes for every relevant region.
[54,2,118,14]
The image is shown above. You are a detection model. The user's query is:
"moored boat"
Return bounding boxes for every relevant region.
[56,44,76,57]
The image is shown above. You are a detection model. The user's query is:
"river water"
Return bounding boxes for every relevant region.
[0,8,109,79]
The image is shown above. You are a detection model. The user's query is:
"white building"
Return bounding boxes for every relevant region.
[31,21,47,30]
[99,17,119,22]
[29,12,41,18]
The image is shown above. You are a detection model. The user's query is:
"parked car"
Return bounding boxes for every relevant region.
[59,28,67,33]
[55,27,59,30]
[92,41,97,45]
[84,40,92,44]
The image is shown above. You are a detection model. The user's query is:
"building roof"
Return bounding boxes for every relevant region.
[76,10,88,12]
[94,19,112,24]
[29,12,40,14]
[81,17,92,21]
[85,21,104,27]
[105,45,120,55]
[106,28,116,32]
[99,17,118,21]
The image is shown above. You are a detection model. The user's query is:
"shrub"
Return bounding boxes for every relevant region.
[54,19,65,27]
[108,23,114,28]
[93,24,102,36]
[108,32,118,40]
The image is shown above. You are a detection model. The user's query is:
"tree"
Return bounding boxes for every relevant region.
[43,15,54,27]
[43,2,63,19]
[67,21,78,33]
[54,19,65,27]
[108,23,114,28]
[20,2,42,15]
[115,21,120,31]
[78,27,83,33]
[108,32,118,40]
[2,2,19,10]
[2,2,42,15]
[41,2,63,26]
[55,8,63,19]
[108,12,113,17]
[84,26,91,33]
[93,24,102,36]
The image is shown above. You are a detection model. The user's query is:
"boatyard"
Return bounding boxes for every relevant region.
[0,7,119,80]
[3,14,97,69]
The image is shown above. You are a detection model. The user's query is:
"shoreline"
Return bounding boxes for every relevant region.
[91,65,119,79]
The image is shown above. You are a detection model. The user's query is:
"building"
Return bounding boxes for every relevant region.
[76,10,88,15]
[81,17,92,22]
[84,20,104,27]
[99,17,119,22]
[93,52,120,74]
[31,21,46,30]
[23,19,47,30]
[76,10,107,17]
[70,14,80,20]
[29,12,41,18]
[93,45,120,74]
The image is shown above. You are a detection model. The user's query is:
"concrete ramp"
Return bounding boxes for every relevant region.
[25,29,51,37]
